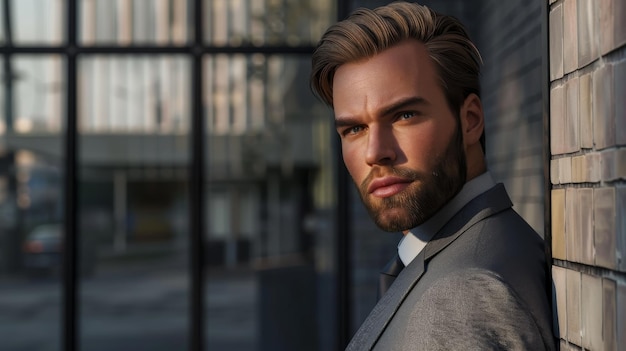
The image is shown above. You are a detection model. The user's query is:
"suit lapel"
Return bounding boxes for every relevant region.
[346,184,513,351]
[346,250,425,351]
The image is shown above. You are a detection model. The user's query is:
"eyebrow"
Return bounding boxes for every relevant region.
[334,96,429,128]
[381,96,429,116]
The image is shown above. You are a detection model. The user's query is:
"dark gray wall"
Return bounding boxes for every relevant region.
[475,0,545,236]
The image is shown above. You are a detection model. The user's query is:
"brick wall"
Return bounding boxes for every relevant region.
[549,0,626,349]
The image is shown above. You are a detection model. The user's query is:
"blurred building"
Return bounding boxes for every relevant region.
[2,0,333,266]
[1,1,337,351]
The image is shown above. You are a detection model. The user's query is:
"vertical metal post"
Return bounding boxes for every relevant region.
[2,0,13,131]
[1,0,22,278]
[335,138,352,350]
[63,0,79,350]
[336,1,353,349]
[541,0,554,322]
[190,0,205,350]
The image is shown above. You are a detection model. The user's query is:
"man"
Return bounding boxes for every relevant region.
[310,2,555,350]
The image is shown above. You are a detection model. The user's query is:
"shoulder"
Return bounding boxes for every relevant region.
[452,207,547,282]
[402,269,553,350]
[416,269,530,315]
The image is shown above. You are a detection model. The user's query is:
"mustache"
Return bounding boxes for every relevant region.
[359,166,427,193]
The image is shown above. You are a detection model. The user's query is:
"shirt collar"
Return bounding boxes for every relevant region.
[397,171,496,266]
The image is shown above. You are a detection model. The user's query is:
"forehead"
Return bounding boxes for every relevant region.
[332,40,442,113]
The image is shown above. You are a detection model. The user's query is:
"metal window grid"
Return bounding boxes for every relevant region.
[0,0,353,350]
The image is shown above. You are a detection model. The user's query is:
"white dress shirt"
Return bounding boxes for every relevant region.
[398,171,496,266]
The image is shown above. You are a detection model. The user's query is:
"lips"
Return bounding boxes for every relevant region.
[367,176,413,198]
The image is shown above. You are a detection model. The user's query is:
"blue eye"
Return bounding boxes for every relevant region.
[346,126,365,135]
[399,112,415,120]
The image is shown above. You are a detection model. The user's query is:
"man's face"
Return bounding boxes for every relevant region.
[332,40,467,232]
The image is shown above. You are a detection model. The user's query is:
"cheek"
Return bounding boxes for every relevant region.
[396,129,439,163]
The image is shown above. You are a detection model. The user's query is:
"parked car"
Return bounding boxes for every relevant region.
[22,223,97,276]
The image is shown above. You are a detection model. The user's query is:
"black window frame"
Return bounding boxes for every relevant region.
[0,0,353,350]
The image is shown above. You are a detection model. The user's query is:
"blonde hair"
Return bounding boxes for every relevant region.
[311,2,483,117]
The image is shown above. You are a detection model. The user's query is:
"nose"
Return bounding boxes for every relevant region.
[365,125,396,166]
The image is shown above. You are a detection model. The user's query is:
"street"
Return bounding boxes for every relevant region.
[0,260,257,351]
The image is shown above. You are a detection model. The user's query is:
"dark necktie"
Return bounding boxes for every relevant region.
[377,254,405,300]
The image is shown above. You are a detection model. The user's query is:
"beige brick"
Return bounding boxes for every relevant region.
[587,152,601,182]
[602,149,617,181]
[615,0,626,49]
[551,159,560,184]
[618,282,626,349]
[571,155,584,183]
[550,4,564,80]
[617,186,626,271]
[603,278,617,351]
[552,266,568,339]
[551,84,566,154]
[577,0,598,67]
[579,188,595,265]
[563,0,579,73]
[566,188,581,262]
[581,273,603,350]
[552,189,567,259]
[565,77,580,153]
[598,0,615,55]
[594,187,617,269]
[560,156,572,184]
[616,60,626,145]
[566,269,582,345]
[593,64,615,149]
[579,72,593,148]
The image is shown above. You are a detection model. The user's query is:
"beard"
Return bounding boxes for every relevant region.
[356,124,467,232]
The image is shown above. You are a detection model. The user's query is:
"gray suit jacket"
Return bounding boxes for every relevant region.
[347,184,556,351]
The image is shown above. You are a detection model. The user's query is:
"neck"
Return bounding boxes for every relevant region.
[465,146,486,181]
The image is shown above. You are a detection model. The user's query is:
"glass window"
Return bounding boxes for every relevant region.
[78,55,189,133]
[13,56,64,134]
[204,0,335,46]
[2,0,340,350]
[0,55,65,351]
[11,0,65,45]
[79,0,191,45]
[204,54,337,350]
[78,55,191,351]
[0,4,5,44]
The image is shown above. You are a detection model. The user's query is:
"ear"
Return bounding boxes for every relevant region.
[459,93,484,150]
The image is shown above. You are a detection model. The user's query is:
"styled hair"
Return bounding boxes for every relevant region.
[310,1,485,150]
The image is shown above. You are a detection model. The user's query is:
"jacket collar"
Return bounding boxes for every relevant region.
[399,172,496,266]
